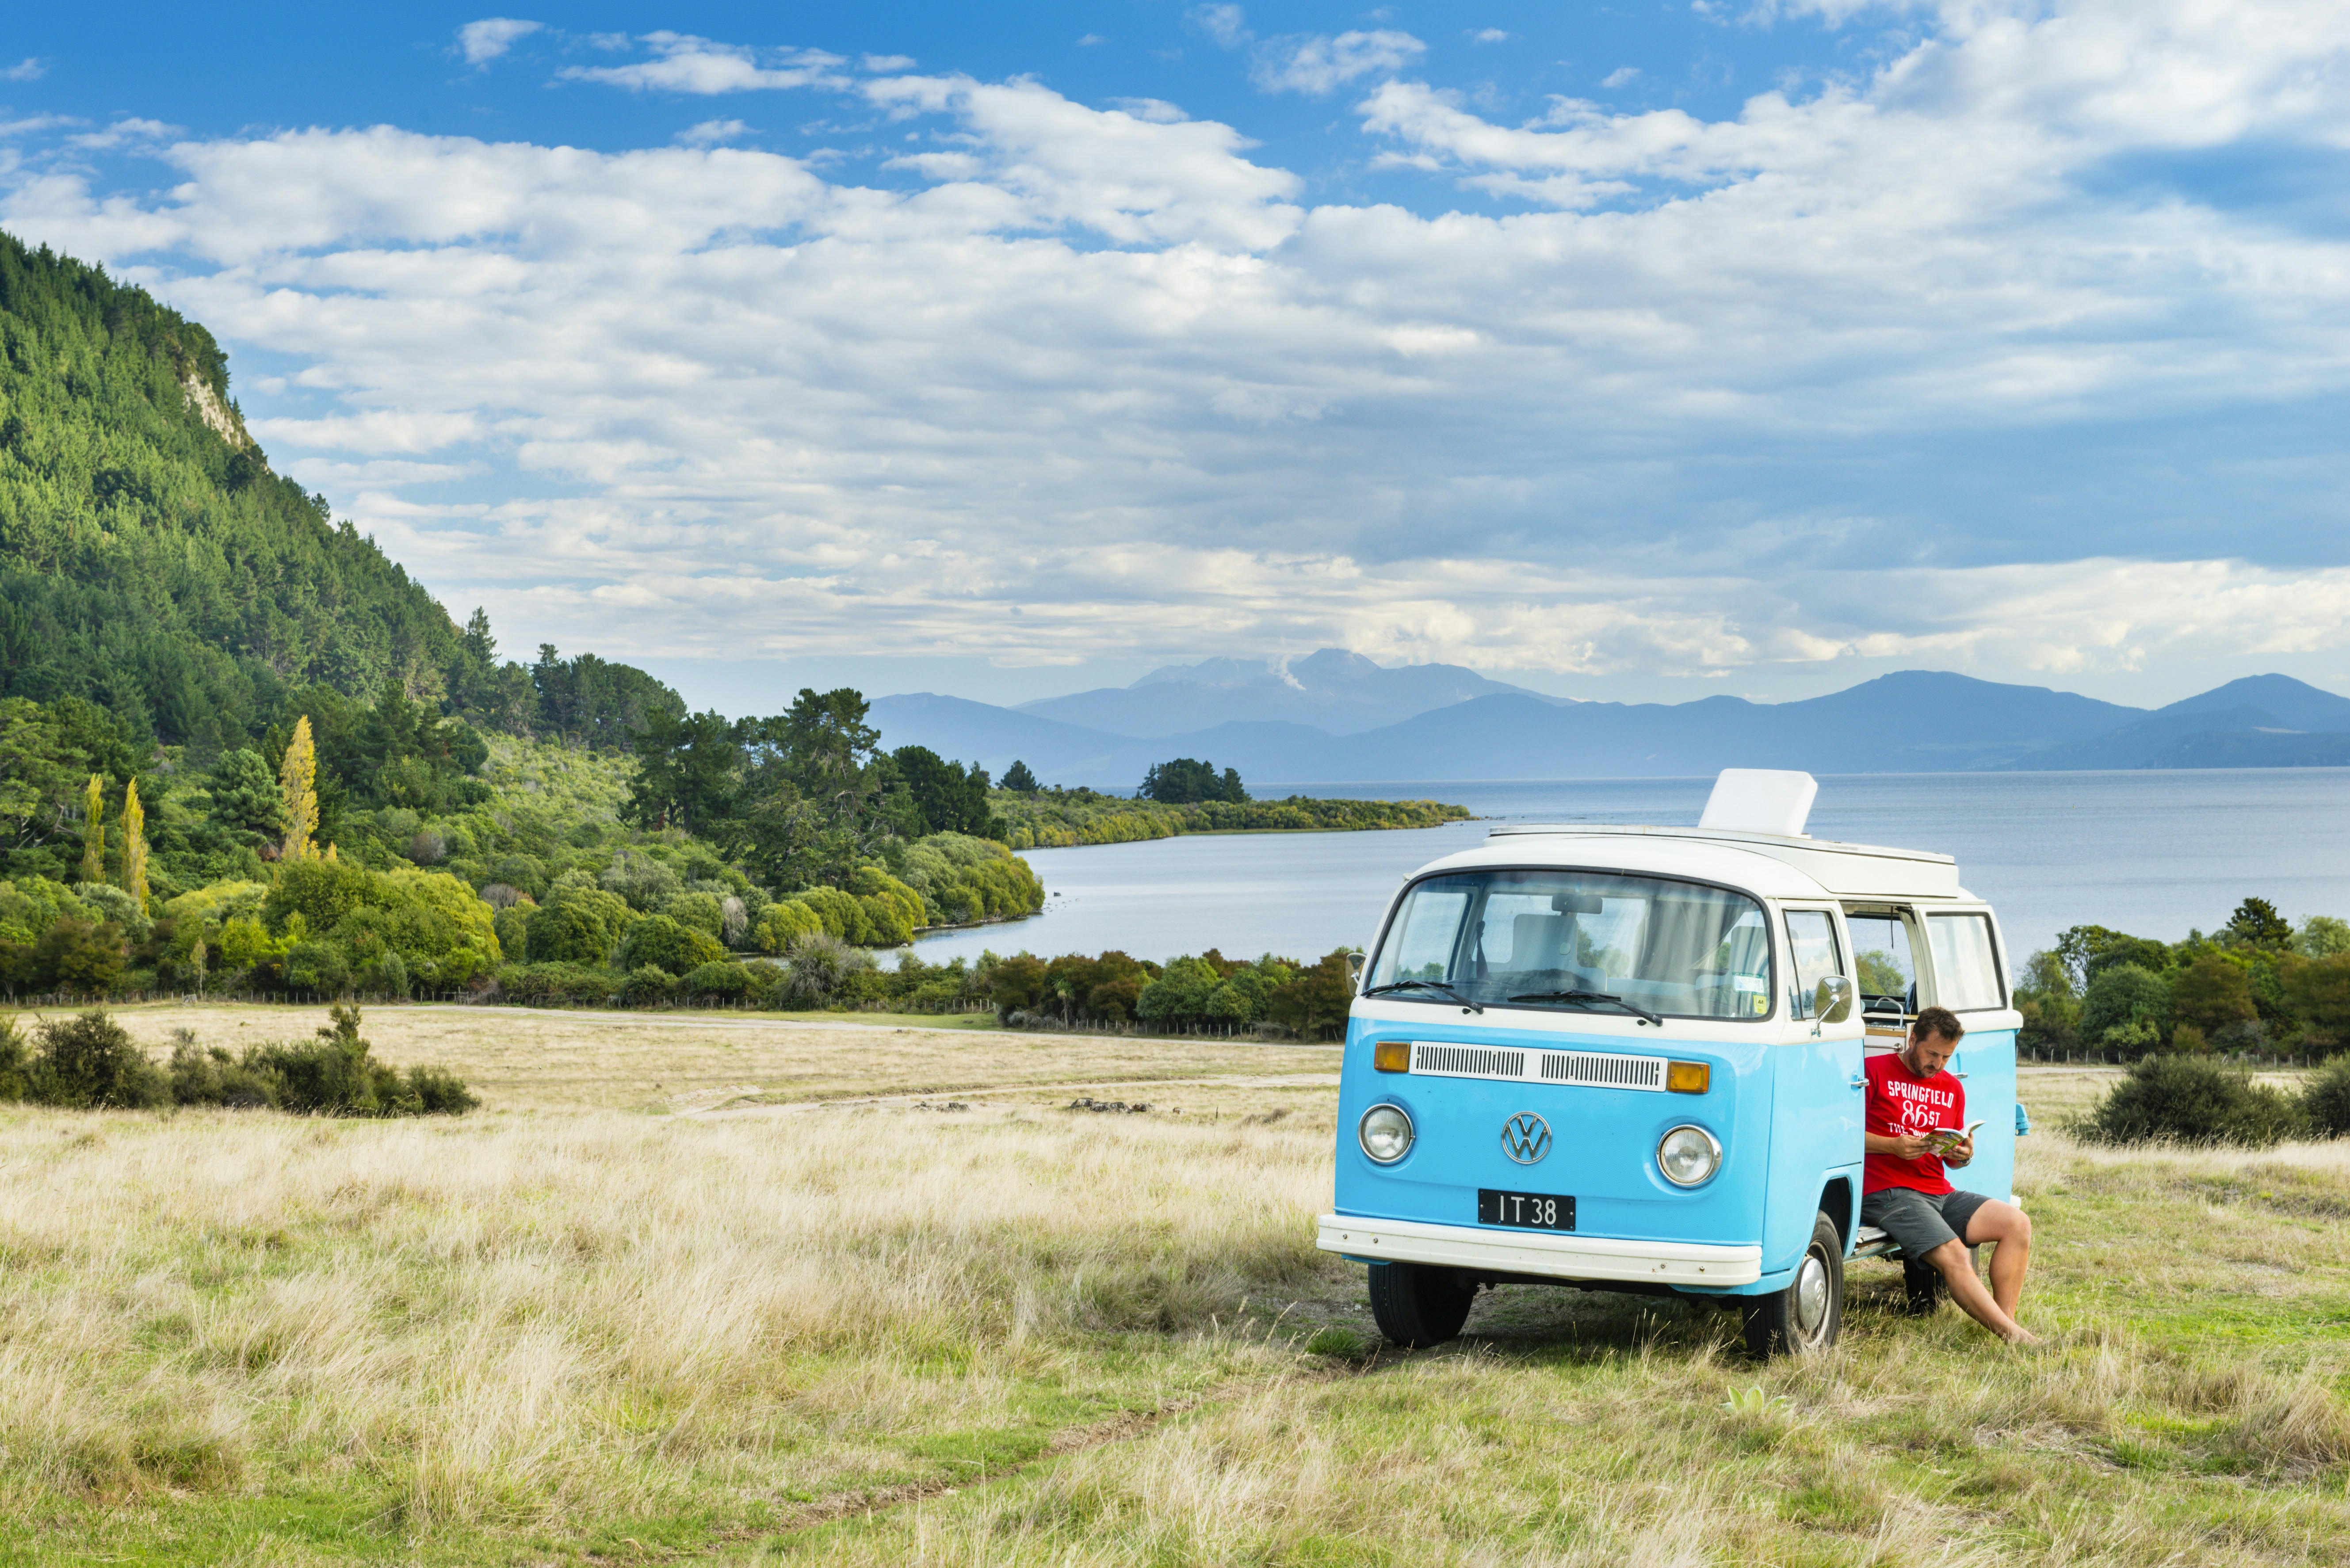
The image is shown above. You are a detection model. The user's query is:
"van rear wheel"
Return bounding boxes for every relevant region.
[1742,1212,1844,1358]
[1367,1261,1476,1348]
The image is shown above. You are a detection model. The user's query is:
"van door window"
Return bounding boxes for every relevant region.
[1928,913,2006,1010]
[1846,912,1918,1016]
[1785,910,1845,1020]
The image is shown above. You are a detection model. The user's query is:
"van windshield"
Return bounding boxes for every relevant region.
[1367,870,1774,1021]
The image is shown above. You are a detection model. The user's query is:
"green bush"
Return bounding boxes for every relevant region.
[2303,1058,2350,1137]
[23,1010,170,1109]
[755,899,822,953]
[615,915,726,976]
[282,939,353,996]
[169,1039,280,1108]
[616,965,676,1007]
[240,1005,478,1116]
[2080,963,2170,1047]
[496,961,617,1007]
[678,960,756,1002]
[2086,1054,2307,1147]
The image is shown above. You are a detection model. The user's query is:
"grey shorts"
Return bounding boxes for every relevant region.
[1861,1186,1994,1259]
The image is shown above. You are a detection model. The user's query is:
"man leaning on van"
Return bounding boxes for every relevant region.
[1861,1006,2039,1345]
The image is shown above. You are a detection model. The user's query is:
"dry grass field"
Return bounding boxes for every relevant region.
[3,1006,2349,1564]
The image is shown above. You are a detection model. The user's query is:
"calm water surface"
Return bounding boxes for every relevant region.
[906,771,2350,971]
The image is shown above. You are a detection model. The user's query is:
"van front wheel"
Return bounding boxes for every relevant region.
[1742,1212,1844,1358]
[1367,1261,1476,1348]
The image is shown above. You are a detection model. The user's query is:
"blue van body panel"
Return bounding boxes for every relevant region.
[1947,1029,2019,1203]
[1760,1035,1865,1272]
[1336,1013,1786,1283]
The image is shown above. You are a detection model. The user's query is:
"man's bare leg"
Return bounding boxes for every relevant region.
[1921,1237,2037,1343]
[1964,1199,2033,1319]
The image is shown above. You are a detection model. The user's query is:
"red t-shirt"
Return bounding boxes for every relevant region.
[1863,1050,1965,1196]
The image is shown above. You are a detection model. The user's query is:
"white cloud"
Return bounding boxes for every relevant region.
[1601,66,1641,88]
[12,1,2350,690]
[455,19,540,66]
[1471,29,1513,45]
[1,58,46,84]
[862,54,917,72]
[1077,34,1109,48]
[66,118,180,151]
[562,33,849,94]
[1190,5,1251,49]
[1252,31,1426,95]
[674,118,750,146]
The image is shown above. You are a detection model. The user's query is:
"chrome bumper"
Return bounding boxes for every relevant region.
[1316,1213,1763,1287]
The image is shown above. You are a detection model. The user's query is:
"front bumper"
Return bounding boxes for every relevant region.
[1316,1213,1763,1287]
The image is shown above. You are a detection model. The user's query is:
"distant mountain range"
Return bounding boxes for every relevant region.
[871,657,2350,788]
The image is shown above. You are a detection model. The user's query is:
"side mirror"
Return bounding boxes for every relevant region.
[1814,975,1854,1026]
[1345,951,1367,990]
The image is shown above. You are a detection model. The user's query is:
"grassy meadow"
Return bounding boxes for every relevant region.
[2,1009,2349,1564]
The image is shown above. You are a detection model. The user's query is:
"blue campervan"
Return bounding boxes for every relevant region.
[1318,770,2021,1357]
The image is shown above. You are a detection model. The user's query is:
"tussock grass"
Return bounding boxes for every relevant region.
[5,1040,2350,1562]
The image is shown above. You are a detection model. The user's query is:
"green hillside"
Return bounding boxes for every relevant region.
[0,232,489,750]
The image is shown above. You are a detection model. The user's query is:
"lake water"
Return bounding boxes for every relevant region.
[906,770,2350,971]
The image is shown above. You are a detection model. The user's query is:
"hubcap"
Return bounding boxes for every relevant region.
[1794,1253,1830,1336]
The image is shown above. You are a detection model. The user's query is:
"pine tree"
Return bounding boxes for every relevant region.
[279,716,320,862]
[79,774,105,884]
[121,778,148,911]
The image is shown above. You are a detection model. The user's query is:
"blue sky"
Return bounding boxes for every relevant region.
[7,1,2350,714]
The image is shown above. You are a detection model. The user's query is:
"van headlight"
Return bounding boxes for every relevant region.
[1358,1103,1414,1164]
[1657,1125,1722,1187]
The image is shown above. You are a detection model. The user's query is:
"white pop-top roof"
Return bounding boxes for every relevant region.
[1414,771,1971,904]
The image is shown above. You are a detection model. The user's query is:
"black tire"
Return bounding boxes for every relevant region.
[1742,1212,1845,1358]
[1367,1261,1477,1348]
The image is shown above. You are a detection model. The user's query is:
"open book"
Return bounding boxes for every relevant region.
[1923,1121,1985,1156]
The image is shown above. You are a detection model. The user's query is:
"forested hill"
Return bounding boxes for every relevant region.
[0,231,489,749]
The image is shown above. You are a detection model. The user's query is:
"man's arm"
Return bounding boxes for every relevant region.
[1866,1130,1931,1159]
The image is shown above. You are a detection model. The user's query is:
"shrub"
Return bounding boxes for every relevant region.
[601,850,683,911]
[32,1011,169,1109]
[781,930,872,1007]
[525,884,631,965]
[496,962,617,1007]
[169,1041,280,1109]
[2283,952,2350,1047]
[755,900,823,952]
[2086,1055,2307,1147]
[2080,963,2170,1046]
[2304,1058,2350,1138]
[616,965,676,1007]
[34,919,126,997]
[679,960,756,1002]
[2170,953,2258,1038]
[615,915,726,976]
[0,1016,30,1100]
[242,1005,477,1116]
[282,940,353,996]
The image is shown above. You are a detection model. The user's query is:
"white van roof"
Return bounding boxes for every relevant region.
[1477,823,1964,902]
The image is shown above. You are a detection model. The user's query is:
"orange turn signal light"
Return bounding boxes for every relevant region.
[1666,1061,1710,1095]
[1374,1040,1411,1073]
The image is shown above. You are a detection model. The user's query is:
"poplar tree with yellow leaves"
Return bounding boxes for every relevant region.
[121,778,148,911]
[79,774,105,885]
[279,716,320,862]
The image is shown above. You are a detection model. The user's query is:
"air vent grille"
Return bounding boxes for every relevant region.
[1405,1042,1665,1091]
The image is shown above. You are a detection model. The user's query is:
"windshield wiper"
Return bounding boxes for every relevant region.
[1362,979,1485,1013]
[1506,989,1663,1027]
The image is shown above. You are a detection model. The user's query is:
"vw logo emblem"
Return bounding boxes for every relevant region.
[1501,1112,1551,1165]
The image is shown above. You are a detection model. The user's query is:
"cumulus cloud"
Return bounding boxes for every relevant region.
[1252,30,1425,95]
[456,19,540,66]
[1,58,46,84]
[11,0,2350,690]
[674,118,750,146]
[1189,5,1251,49]
[562,33,848,94]
[1601,66,1640,88]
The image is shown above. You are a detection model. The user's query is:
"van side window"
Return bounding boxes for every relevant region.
[1846,913,1917,1014]
[1785,910,1844,1020]
[1928,913,2006,1010]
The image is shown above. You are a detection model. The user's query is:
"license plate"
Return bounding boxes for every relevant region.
[1478,1189,1575,1231]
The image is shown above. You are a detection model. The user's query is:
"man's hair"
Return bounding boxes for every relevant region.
[1912,1005,1965,1045]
